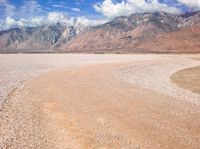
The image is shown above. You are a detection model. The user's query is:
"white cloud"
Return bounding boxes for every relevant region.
[5,17,16,26]
[1,11,107,30]
[15,17,46,27]
[0,0,183,31]
[177,0,200,9]
[30,17,45,26]
[16,18,27,27]
[71,8,81,12]
[47,12,72,25]
[47,12,65,23]
[75,16,108,26]
[93,0,181,19]
[0,0,109,30]
[47,12,107,26]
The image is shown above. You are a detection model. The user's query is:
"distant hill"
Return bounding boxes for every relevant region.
[1,11,200,53]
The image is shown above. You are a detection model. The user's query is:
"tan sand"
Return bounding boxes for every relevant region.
[192,57,200,61]
[0,57,200,149]
[0,54,169,105]
[171,66,200,94]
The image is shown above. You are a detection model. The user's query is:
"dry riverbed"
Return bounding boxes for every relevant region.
[0,54,200,149]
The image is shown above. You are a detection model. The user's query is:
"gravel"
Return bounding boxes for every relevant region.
[118,57,200,105]
[0,54,167,106]
[0,54,200,148]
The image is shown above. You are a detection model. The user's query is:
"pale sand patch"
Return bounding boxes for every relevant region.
[0,62,200,149]
[171,66,200,94]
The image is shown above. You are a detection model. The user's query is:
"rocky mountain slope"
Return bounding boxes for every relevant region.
[59,11,200,53]
[0,11,200,53]
[0,23,87,53]
[138,23,200,53]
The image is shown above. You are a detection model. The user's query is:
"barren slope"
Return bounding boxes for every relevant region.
[139,23,200,53]
[59,12,200,53]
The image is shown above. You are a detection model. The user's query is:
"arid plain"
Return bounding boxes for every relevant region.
[0,54,200,149]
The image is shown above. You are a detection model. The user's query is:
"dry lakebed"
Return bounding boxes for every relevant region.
[0,54,200,149]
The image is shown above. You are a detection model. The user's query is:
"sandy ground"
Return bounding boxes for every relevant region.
[0,54,200,149]
[118,57,200,105]
[0,54,163,105]
[171,66,200,94]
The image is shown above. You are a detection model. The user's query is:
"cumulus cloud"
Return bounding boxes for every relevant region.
[15,17,47,27]
[2,16,43,29]
[0,11,107,30]
[177,0,200,10]
[1,0,185,30]
[47,12,68,24]
[5,17,16,26]
[93,0,181,19]
[16,18,27,27]
[0,1,108,30]
[75,16,108,26]
[47,12,107,26]
[30,17,45,26]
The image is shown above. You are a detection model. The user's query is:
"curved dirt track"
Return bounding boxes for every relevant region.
[0,55,200,149]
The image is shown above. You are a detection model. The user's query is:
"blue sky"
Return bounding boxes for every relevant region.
[0,0,199,29]
[5,0,188,17]
[8,0,98,17]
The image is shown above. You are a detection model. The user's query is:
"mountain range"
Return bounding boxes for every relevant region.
[0,11,200,53]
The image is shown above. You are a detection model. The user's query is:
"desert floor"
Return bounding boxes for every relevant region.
[0,54,200,149]
[172,65,200,94]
